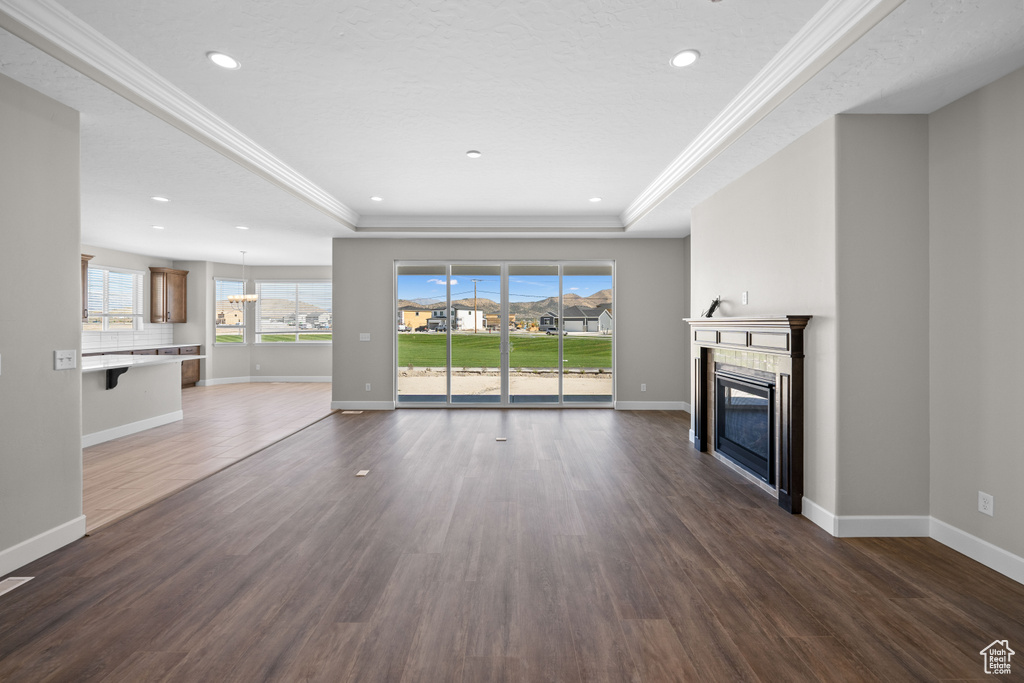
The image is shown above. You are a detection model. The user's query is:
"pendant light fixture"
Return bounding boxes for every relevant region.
[228,250,258,309]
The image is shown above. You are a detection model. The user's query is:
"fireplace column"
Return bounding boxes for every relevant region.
[684,316,811,514]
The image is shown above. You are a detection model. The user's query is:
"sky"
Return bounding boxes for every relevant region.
[397,274,612,305]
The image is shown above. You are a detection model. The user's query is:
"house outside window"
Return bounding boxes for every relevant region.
[256,281,332,343]
[214,278,245,343]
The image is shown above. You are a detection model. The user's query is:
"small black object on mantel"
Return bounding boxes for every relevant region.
[701,297,721,318]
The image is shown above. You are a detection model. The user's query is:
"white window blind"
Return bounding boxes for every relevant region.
[256,281,332,343]
[214,278,245,344]
[84,266,144,331]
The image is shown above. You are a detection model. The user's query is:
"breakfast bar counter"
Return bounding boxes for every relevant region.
[82,353,206,447]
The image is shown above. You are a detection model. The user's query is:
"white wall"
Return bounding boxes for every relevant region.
[929,67,1024,559]
[332,238,690,409]
[692,118,839,512]
[173,259,213,380]
[82,362,182,437]
[835,114,931,517]
[0,73,84,574]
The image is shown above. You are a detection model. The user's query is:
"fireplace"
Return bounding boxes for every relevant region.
[715,367,775,484]
[685,316,811,513]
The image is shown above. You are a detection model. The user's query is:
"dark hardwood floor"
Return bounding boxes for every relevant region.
[1,409,1022,681]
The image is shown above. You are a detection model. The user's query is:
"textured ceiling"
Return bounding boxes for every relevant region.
[1,0,1023,265]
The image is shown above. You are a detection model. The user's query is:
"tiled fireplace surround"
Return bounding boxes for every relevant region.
[685,316,811,514]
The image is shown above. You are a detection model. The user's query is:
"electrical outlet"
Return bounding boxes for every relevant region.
[742,290,749,305]
[365,383,371,392]
[640,383,647,392]
[255,364,260,371]
[978,491,994,516]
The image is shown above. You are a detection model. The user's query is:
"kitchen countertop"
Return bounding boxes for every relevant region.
[82,354,206,373]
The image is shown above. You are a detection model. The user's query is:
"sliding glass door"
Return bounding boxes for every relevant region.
[396,265,447,403]
[562,264,613,403]
[396,262,613,406]
[508,264,560,403]
[450,264,502,403]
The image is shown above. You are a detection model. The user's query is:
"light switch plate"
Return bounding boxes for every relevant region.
[54,350,76,370]
[359,333,371,342]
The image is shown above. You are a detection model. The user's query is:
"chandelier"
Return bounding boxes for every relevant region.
[228,250,258,309]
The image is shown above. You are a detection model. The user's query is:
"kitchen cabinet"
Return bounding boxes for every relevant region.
[180,346,200,387]
[149,267,188,323]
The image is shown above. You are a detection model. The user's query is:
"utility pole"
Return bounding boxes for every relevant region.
[471,279,483,333]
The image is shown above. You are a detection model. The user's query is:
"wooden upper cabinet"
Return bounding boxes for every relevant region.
[149,267,189,323]
[81,254,93,321]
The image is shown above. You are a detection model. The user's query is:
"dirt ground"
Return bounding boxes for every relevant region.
[397,369,612,396]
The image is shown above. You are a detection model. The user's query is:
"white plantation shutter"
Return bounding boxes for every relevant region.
[256,281,332,342]
[84,266,144,330]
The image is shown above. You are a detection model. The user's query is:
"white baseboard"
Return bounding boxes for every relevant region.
[331,401,396,411]
[800,501,1023,585]
[198,376,331,386]
[614,401,689,411]
[196,376,249,386]
[82,410,183,448]
[930,518,1024,585]
[251,376,331,383]
[0,516,86,577]
[836,515,930,538]
[803,501,930,538]
[801,497,837,535]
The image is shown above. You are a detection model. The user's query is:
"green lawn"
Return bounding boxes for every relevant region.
[398,333,611,368]
[262,333,333,342]
[214,334,333,343]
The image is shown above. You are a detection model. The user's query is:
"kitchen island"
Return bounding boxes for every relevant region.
[82,353,206,447]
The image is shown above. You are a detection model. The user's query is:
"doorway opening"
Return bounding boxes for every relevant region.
[396,262,613,407]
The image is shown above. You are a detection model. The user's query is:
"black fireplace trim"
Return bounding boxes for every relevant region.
[685,316,811,515]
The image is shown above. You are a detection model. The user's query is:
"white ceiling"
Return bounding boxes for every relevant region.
[1,0,1022,265]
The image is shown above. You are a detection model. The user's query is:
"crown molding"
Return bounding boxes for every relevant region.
[621,0,905,229]
[0,0,360,229]
[355,215,626,232]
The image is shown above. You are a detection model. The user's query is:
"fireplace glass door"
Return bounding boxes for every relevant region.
[715,373,774,484]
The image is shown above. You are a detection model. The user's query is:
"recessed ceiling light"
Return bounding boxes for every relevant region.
[207,51,241,70]
[151,225,165,230]
[466,150,482,158]
[590,197,602,202]
[151,196,169,202]
[371,196,383,202]
[670,49,700,68]
[235,225,250,230]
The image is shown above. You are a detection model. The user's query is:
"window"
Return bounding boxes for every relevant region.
[84,266,143,331]
[256,281,332,343]
[214,278,245,343]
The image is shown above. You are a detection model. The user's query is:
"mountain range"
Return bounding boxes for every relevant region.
[398,289,612,322]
